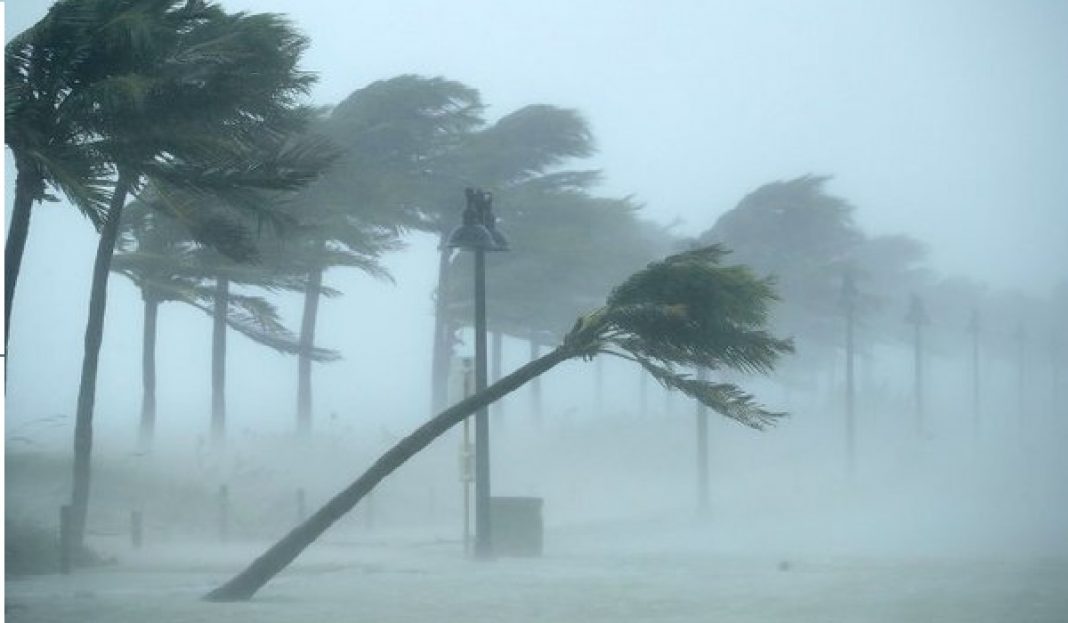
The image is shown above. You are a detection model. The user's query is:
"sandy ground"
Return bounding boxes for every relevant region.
[6,521,1068,623]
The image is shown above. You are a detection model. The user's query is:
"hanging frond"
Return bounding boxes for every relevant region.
[628,355,785,430]
[561,244,794,428]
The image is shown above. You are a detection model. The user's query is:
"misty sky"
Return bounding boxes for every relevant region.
[4,1,1068,441]
[6,0,1068,292]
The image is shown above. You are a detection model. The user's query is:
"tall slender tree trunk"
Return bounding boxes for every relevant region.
[70,174,133,550]
[5,159,44,350]
[297,265,324,436]
[430,235,454,412]
[205,343,576,602]
[211,276,230,446]
[139,294,160,451]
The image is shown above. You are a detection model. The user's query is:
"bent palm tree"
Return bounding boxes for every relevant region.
[5,1,113,347]
[204,245,794,601]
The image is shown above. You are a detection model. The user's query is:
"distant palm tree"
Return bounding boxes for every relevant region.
[204,245,794,601]
[427,104,599,412]
[282,75,480,433]
[112,196,338,449]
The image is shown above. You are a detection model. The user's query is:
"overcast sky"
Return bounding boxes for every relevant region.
[7,0,1068,291]
[4,1,1067,440]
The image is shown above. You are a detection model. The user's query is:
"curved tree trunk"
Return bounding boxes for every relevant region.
[205,343,575,602]
[70,174,133,550]
[5,159,44,351]
[430,234,454,412]
[139,294,160,451]
[529,334,542,423]
[211,276,230,446]
[491,329,503,418]
[296,265,324,436]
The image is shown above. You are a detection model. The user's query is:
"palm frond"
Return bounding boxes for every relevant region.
[561,244,794,428]
[629,356,785,430]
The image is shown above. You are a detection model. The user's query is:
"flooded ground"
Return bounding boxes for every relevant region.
[6,521,1068,623]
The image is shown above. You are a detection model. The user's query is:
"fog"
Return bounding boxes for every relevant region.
[5,1,1068,621]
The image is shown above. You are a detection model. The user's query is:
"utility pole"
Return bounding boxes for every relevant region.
[905,294,929,437]
[840,272,858,476]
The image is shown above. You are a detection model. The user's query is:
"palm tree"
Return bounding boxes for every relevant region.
[427,105,599,412]
[291,75,484,429]
[62,1,320,551]
[699,175,866,371]
[443,187,676,417]
[267,76,480,434]
[204,245,794,601]
[5,0,113,348]
[112,196,338,449]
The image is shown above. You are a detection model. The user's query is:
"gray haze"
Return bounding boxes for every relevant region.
[6,0,1068,440]
[5,2,1068,621]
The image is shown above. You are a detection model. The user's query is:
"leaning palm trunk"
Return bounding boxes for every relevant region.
[296,265,324,435]
[528,334,543,422]
[204,245,793,601]
[211,276,230,445]
[70,174,134,549]
[4,160,44,350]
[205,343,575,601]
[139,294,161,450]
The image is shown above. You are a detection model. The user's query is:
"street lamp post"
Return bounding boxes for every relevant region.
[446,188,508,559]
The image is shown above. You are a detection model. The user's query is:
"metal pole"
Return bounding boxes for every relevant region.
[473,248,492,558]
[695,366,710,514]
